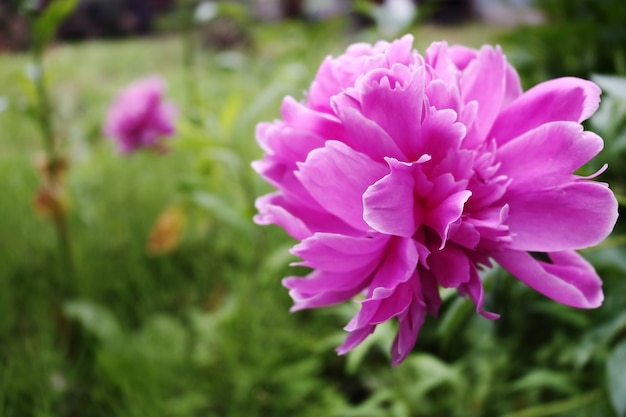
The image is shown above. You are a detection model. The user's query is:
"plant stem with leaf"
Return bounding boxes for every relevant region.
[28,11,76,284]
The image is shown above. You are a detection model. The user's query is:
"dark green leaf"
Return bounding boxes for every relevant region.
[607,339,626,417]
[32,0,79,51]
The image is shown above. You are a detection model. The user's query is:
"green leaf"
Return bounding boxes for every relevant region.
[201,147,244,174]
[218,92,244,138]
[509,369,577,395]
[402,354,462,398]
[190,191,251,233]
[135,315,188,365]
[607,339,626,417]
[437,296,474,347]
[32,0,79,51]
[584,245,626,273]
[575,312,626,368]
[165,392,209,416]
[63,300,123,344]
[188,302,236,366]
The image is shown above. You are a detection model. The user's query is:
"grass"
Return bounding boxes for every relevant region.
[1,17,624,417]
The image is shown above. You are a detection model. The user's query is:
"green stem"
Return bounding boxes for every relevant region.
[179,0,200,119]
[32,46,56,159]
[29,27,76,285]
[53,208,76,284]
[500,390,602,417]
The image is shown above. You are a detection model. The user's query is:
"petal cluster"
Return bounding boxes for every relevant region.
[253,35,618,365]
[104,76,177,154]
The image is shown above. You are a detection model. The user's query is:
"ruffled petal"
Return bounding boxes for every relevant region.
[428,245,471,288]
[346,282,413,331]
[280,97,346,143]
[363,157,426,237]
[308,35,416,112]
[459,45,507,146]
[255,121,327,167]
[292,233,388,272]
[336,325,376,356]
[253,193,311,240]
[454,267,498,319]
[332,96,407,162]
[425,189,472,246]
[493,250,604,308]
[349,64,427,159]
[284,266,375,311]
[295,141,387,231]
[392,288,427,366]
[253,192,360,239]
[347,237,418,329]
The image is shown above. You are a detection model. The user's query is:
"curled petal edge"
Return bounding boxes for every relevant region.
[493,249,604,309]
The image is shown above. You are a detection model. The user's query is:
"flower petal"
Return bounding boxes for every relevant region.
[428,245,471,288]
[332,97,407,162]
[496,121,604,192]
[284,266,375,311]
[336,325,376,356]
[281,96,345,140]
[296,141,387,231]
[363,158,426,237]
[256,121,327,167]
[347,237,419,329]
[505,181,618,251]
[392,289,427,366]
[253,193,311,240]
[459,45,507,145]
[425,189,472,247]
[493,250,603,308]
[490,77,601,145]
[253,191,360,239]
[350,64,427,159]
[457,267,499,319]
[292,233,389,272]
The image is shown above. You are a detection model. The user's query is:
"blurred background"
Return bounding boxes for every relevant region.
[1,0,626,416]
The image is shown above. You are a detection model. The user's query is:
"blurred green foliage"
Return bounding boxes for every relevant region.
[588,75,626,193]
[501,0,626,88]
[0,12,625,417]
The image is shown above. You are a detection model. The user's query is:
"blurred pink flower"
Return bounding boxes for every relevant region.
[104,76,177,154]
[253,35,618,365]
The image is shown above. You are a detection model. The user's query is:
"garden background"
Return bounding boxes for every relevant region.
[1,0,626,416]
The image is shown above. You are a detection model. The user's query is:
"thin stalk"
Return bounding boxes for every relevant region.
[32,46,56,159]
[179,0,200,119]
[500,389,602,417]
[30,37,76,284]
[52,205,75,284]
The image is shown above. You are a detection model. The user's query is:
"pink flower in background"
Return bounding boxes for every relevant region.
[104,76,177,154]
[253,35,618,365]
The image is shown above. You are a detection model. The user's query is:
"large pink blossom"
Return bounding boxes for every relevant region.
[253,35,618,365]
[104,76,177,154]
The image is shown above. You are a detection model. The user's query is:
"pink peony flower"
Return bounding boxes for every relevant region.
[104,76,177,154]
[253,35,619,365]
